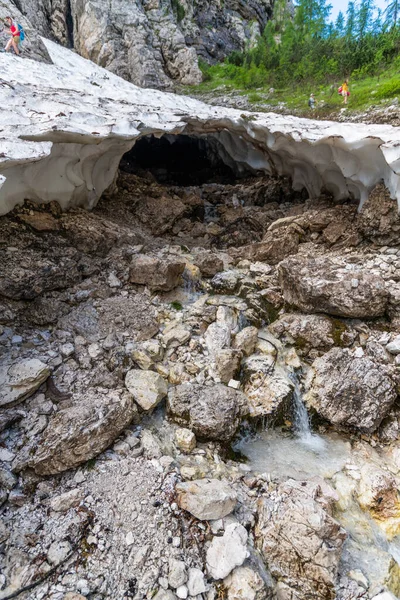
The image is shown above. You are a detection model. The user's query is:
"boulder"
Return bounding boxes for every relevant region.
[162,324,192,349]
[194,252,224,277]
[279,255,389,318]
[176,479,237,521]
[268,313,354,353]
[206,523,249,579]
[305,348,397,433]
[167,383,247,442]
[255,479,346,600]
[129,255,185,291]
[28,391,136,475]
[243,370,293,420]
[0,359,50,408]
[125,369,167,411]
[211,270,241,293]
[356,183,400,246]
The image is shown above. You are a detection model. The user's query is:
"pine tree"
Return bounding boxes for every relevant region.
[358,0,375,38]
[335,11,345,34]
[345,1,357,38]
[385,0,400,28]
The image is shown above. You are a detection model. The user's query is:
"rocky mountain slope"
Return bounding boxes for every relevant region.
[3,36,400,600]
[4,0,273,88]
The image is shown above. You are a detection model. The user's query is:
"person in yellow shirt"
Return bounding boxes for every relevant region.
[341,80,349,104]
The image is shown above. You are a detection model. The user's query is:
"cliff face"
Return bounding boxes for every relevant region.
[6,0,272,88]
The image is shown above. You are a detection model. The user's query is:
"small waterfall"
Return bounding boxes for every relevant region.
[182,268,200,303]
[203,202,217,223]
[290,371,326,451]
[238,310,250,331]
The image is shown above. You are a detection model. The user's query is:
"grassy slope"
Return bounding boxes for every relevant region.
[185,62,400,118]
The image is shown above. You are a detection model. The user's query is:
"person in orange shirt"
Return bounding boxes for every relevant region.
[4,17,20,56]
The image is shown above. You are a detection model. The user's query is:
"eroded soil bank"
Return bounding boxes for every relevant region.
[2,166,400,600]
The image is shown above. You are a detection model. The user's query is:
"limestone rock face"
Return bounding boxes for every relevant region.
[194,252,224,277]
[206,523,249,580]
[167,383,247,442]
[305,348,397,433]
[129,255,185,291]
[28,390,136,475]
[0,359,50,408]
[125,369,168,411]
[17,0,272,88]
[175,478,237,520]
[232,225,300,265]
[255,479,346,600]
[279,255,389,318]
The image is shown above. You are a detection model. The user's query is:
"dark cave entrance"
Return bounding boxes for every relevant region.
[120,134,252,186]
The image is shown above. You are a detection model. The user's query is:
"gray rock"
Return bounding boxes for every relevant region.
[168,559,187,589]
[305,348,397,433]
[167,383,247,442]
[194,252,224,277]
[386,335,400,355]
[0,359,50,408]
[223,566,268,600]
[47,539,72,565]
[176,479,237,521]
[232,326,259,356]
[279,255,389,318]
[27,391,136,475]
[187,568,207,596]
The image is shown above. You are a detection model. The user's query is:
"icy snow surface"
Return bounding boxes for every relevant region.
[1,38,400,215]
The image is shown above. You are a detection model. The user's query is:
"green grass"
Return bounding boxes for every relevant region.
[188,60,400,117]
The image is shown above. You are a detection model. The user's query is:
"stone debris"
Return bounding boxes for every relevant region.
[206,522,249,579]
[125,369,168,411]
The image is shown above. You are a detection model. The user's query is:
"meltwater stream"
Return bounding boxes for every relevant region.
[235,375,400,595]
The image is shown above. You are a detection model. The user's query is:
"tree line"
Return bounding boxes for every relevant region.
[215,0,400,89]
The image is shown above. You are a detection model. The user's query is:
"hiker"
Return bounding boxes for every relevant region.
[4,16,20,55]
[308,93,316,109]
[339,80,349,104]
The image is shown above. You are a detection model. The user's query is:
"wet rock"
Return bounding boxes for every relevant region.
[206,523,248,579]
[358,464,400,530]
[194,252,224,277]
[27,390,136,475]
[175,428,196,453]
[279,255,389,318]
[305,348,397,433]
[176,479,237,521]
[125,369,167,411]
[0,359,50,408]
[129,255,185,291]
[232,326,259,356]
[167,383,247,442]
[224,566,269,600]
[255,479,346,600]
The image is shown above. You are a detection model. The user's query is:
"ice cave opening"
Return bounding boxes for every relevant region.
[119,134,257,186]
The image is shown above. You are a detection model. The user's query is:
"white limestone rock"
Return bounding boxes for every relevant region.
[206,523,249,580]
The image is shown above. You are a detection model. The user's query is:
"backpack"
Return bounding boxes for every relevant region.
[17,24,25,42]
[338,86,343,94]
